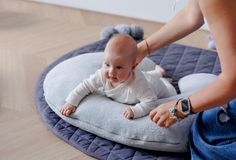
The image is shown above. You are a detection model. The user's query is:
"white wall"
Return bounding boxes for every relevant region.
[34,0,209,30]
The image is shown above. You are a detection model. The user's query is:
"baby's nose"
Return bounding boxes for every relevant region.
[109,68,116,76]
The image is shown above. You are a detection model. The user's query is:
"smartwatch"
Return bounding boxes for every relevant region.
[180,98,191,117]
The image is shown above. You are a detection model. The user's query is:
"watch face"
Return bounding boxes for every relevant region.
[181,99,189,112]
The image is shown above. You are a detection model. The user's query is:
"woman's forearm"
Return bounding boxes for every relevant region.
[139,0,204,55]
[190,74,236,113]
[190,0,236,112]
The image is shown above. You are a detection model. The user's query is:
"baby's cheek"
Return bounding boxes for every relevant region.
[101,69,108,78]
[120,72,130,80]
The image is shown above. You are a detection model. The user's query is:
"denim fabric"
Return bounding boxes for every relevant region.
[189,98,236,160]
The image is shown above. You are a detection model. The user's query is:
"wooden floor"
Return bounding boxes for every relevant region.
[0,0,210,159]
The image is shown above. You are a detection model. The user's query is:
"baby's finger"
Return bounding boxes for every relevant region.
[126,114,132,119]
[65,110,71,116]
[124,112,131,119]
[71,107,76,113]
[122,110,127,115]
[61,109,66,116]
[61,108,66,115]
[125,112,130,118]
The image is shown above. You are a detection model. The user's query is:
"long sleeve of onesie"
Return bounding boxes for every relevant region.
[129,71,158,118]
[65,70,103,106]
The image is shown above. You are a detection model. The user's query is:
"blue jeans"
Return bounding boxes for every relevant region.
[189,98,236,160]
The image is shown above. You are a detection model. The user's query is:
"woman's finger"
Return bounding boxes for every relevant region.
[164,118,177,128]
[156,114,169,127]
[151,112,160,123]
[149,109,157,120]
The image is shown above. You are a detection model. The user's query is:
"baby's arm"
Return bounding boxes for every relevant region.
[60,103,76,117]
[61,70,103,116]
[132,87,158,118]
[130,71,158,119]
[130,101,156,119]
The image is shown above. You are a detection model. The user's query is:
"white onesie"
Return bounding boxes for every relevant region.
[66,68,177,118]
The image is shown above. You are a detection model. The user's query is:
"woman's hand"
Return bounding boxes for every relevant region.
[135,49,146,65]
[136,40,149,65]
[149,100,180,128]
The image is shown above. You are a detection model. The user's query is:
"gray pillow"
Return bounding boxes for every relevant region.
[178,73,217,93]
[43,52,194,152]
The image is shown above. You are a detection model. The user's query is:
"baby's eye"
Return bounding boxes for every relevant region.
[116,66,123,69]
[104,63,110,67]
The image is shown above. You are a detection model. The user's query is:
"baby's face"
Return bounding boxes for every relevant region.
[102,50,134,84]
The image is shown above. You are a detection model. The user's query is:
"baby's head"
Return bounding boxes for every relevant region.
[102,34,137,84]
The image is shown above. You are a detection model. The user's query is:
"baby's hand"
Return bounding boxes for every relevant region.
[122,106,134,119]
[60,103,76,117]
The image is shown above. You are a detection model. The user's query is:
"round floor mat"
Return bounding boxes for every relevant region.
[35,39,220,160]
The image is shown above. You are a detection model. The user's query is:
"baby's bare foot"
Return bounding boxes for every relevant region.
[155,65,166,77]
[164,77,173,83]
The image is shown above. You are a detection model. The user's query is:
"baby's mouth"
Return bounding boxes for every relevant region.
[109,76,117,80]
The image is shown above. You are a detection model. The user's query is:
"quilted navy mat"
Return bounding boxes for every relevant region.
[35,39,220,160]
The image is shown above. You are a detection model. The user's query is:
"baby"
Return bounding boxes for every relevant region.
[60,34,177,119]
